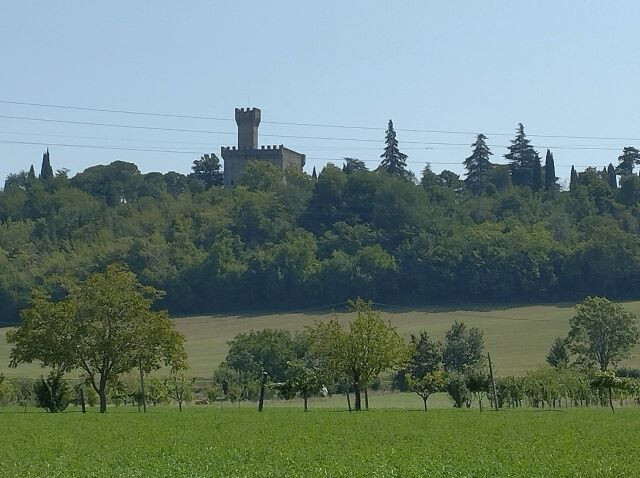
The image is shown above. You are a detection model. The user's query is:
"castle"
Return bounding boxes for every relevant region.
[221,108,306,187]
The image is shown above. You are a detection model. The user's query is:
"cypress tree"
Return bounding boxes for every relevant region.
[504,123,540,188]
[378,120,411,180]
[39,148,54,180]
[27,165,36,180]
[569,165,579,191]
[311,166,317,181]
[607,163,617,189]
[544,149,557,191]
[463,133,493,194]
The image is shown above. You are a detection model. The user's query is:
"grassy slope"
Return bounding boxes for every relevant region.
[3,301,640,378]
[1,407,638,477]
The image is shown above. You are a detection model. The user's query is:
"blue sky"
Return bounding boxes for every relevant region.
[1,1,639,185]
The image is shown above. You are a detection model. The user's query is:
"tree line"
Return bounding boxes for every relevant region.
[5,266,640,413]
[2,123,640,322]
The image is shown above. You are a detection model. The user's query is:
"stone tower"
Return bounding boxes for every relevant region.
[235,107,261,149]
[221,107,306,187]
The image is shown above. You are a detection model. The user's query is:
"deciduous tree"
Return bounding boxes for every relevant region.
[567,297,639,371]
[7,264,186,413]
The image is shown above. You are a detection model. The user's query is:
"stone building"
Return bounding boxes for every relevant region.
[221,107,306,187]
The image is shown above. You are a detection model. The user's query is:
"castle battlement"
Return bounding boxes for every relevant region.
[221,108,305,187]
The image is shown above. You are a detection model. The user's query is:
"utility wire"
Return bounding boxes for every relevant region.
[0,115,635,151]
[2,98,639,142]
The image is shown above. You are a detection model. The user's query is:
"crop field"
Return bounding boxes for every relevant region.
[0,406,638,477]
[3,301,640,378]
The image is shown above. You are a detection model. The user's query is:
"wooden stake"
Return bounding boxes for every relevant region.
[487,352,499,412]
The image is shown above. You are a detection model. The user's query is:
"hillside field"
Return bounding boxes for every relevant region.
[1,407,638,477]
[3,301,640,378]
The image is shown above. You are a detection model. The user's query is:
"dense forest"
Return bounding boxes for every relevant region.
[2,123,640,323]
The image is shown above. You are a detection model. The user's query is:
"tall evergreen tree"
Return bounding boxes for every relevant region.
[463,134,492,194]
[27,165,36,180]
[311,166,318,181]
[378,120,411,180]
[615,146,640,177]
[39,149,53,180]
[543,149,557,191]
[504,123,540,188]
[607,163,617,189]
[569,165,579,191]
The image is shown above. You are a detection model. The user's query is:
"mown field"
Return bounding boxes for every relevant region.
[3,301,640,378]
[0,406,638,477]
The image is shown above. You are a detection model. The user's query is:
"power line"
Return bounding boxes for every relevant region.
[0,139,204,155]
[0,114,635,151]
[0,139,613,169]
[2,98,640,142]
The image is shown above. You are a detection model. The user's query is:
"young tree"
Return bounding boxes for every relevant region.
[532,156,543,192]
[504,124,541,188]
[569,165,579,191]
[607,163,617,189]
[590,370,627,412]
[39,149,54,180]
[544,149,558,191]
[27,165,36,180]
[465,367,490,411]
[33,371,69,413]
[342,157,368,174]
[615,147,640,177]
[442,322,485,373]
[378,120,411,180]
[546,337,570,368]
[406,369,448,411]
[165,372,195,412]
[463,134,493,194]
[191,153,223,188]
[7,264,186,413]
[279,358,323,411]
[567,297,640,371]
[307,299,405,411]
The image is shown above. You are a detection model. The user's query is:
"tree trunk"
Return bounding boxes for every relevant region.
[139,361,146,413]
[353,383,362,411]
[608,387,614,413]
[364,387,369,410]
[303,389,308,412]
[80,387,86,414]
[478,394,483,412]
[179,400,183,412]
[345,388,351,412]
[423,396,428,411]
[98,389,107,413]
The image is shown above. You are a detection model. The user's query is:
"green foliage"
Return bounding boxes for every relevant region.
[7,264,186,412]
[464,134,493,194]
[504,124,541,189]
[191,153,223,189]
[378,120,412,180]
[306,299,405,410]
[442,322,485,373]
[405,369,448,410]
[567,296,640,370]
[446,372,471,408]
[546,337,570,368]
[165,372,195,412]
[33,371,69,413]
[3,151,640,323]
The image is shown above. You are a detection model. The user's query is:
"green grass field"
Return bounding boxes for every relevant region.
[3,301,640,378]
[1,406,638,477]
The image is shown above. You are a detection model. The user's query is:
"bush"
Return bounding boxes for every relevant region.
[34,371,69,413]
[447,373,471,408]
